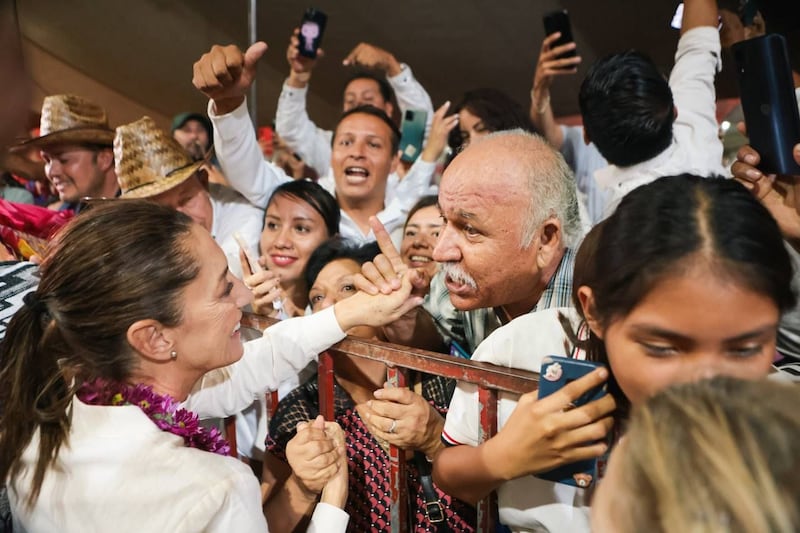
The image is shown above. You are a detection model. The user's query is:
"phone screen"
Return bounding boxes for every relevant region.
[298,8,327,59]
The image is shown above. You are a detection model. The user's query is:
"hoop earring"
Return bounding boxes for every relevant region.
[170,350,178,360]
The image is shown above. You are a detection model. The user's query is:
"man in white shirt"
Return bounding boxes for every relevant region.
[193,42,436,246]
[277,35,433,179]
[578,0,726,217]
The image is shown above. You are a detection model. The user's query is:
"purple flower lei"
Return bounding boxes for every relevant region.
[76,377,231,456]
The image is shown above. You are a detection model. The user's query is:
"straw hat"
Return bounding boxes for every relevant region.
[12,94,115,151]
[115,116,205,198]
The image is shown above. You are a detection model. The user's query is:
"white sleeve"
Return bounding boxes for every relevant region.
[388,63,434,139]
[441,327,504,447]
[274,81,334,176]
[669,26,725,175]
[208,98,292,209]
[384,159,437,209]
[184,306,346,418]
[441,308,581,447]
[441,381,481,447]
[307,503,350,533]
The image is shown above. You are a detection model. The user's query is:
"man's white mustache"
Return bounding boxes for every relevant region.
[441,262,477,290]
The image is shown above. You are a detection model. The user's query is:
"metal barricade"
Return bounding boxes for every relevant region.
[238,313,539,532]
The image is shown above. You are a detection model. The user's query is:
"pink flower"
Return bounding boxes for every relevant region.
[77,377,230,456]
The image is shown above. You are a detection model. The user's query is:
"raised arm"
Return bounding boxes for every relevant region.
[193,43,291,208]
[383,102,456,209]
[344,43,435,137]
[185,280,421,418]
[275,28,334,175]
[669,0,725,176]
[529,32,582,150]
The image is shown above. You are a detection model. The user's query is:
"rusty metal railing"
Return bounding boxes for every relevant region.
[236,312,539,532]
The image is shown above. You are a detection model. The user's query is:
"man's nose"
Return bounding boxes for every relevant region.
[433,226,460,263]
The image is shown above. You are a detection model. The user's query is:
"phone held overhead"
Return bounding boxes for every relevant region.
[543,10,577,62]
[399,109,427,163]
[298,8,327,59]
[733,33,800,175]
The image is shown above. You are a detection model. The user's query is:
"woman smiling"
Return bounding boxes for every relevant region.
[0,201,420,532]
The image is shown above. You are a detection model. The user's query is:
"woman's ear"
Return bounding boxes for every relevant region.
[127,319,174,362]
[577,285,604,339]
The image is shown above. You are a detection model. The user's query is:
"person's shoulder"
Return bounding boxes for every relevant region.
[472,307,580,371]
[500,307,579,340]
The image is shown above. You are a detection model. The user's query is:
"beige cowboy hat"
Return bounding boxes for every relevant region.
[115,116,205,199]
[11,94,115,151]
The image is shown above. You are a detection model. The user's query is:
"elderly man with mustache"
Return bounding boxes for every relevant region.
[357,129,581,355]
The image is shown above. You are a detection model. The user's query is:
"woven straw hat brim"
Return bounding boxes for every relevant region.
[10,127,115,152]
[120,160,205,199]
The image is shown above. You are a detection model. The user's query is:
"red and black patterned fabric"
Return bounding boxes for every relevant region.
[267,374,476,532]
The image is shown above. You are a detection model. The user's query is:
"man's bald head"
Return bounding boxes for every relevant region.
[445,129,581,248]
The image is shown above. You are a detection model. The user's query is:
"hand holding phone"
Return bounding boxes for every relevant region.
[234,232,285,316]
[298,8,327,60]
[543,10,577,63]
[733,34,800,175]
[485,361,614,483]
[234,232,262,275]
[400,109,428,163]
[535,356,609,488]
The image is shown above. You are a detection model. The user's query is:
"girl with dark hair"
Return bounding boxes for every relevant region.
[434,174,794,532]
[573,174,793,415]
[237,179,340,460]
[244,179,340,318]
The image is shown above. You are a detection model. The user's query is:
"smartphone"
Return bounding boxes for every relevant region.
[535,356,607,488]
[233,232,262,275]
[733,34,800,175]
[449,340,471,359]
[297,8,327,59]
[543,10,577,62]
[399,109,427,163]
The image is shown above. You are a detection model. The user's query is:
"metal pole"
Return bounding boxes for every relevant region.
[247,0,257,125]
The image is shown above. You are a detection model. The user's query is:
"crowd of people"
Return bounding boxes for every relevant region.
[1,0,800,531]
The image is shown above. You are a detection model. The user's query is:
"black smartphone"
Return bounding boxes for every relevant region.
[543,10,577,61]
[733,34,800,175]
[535,356,607,488]
[297,8,327,59]
[399,109,427,163]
